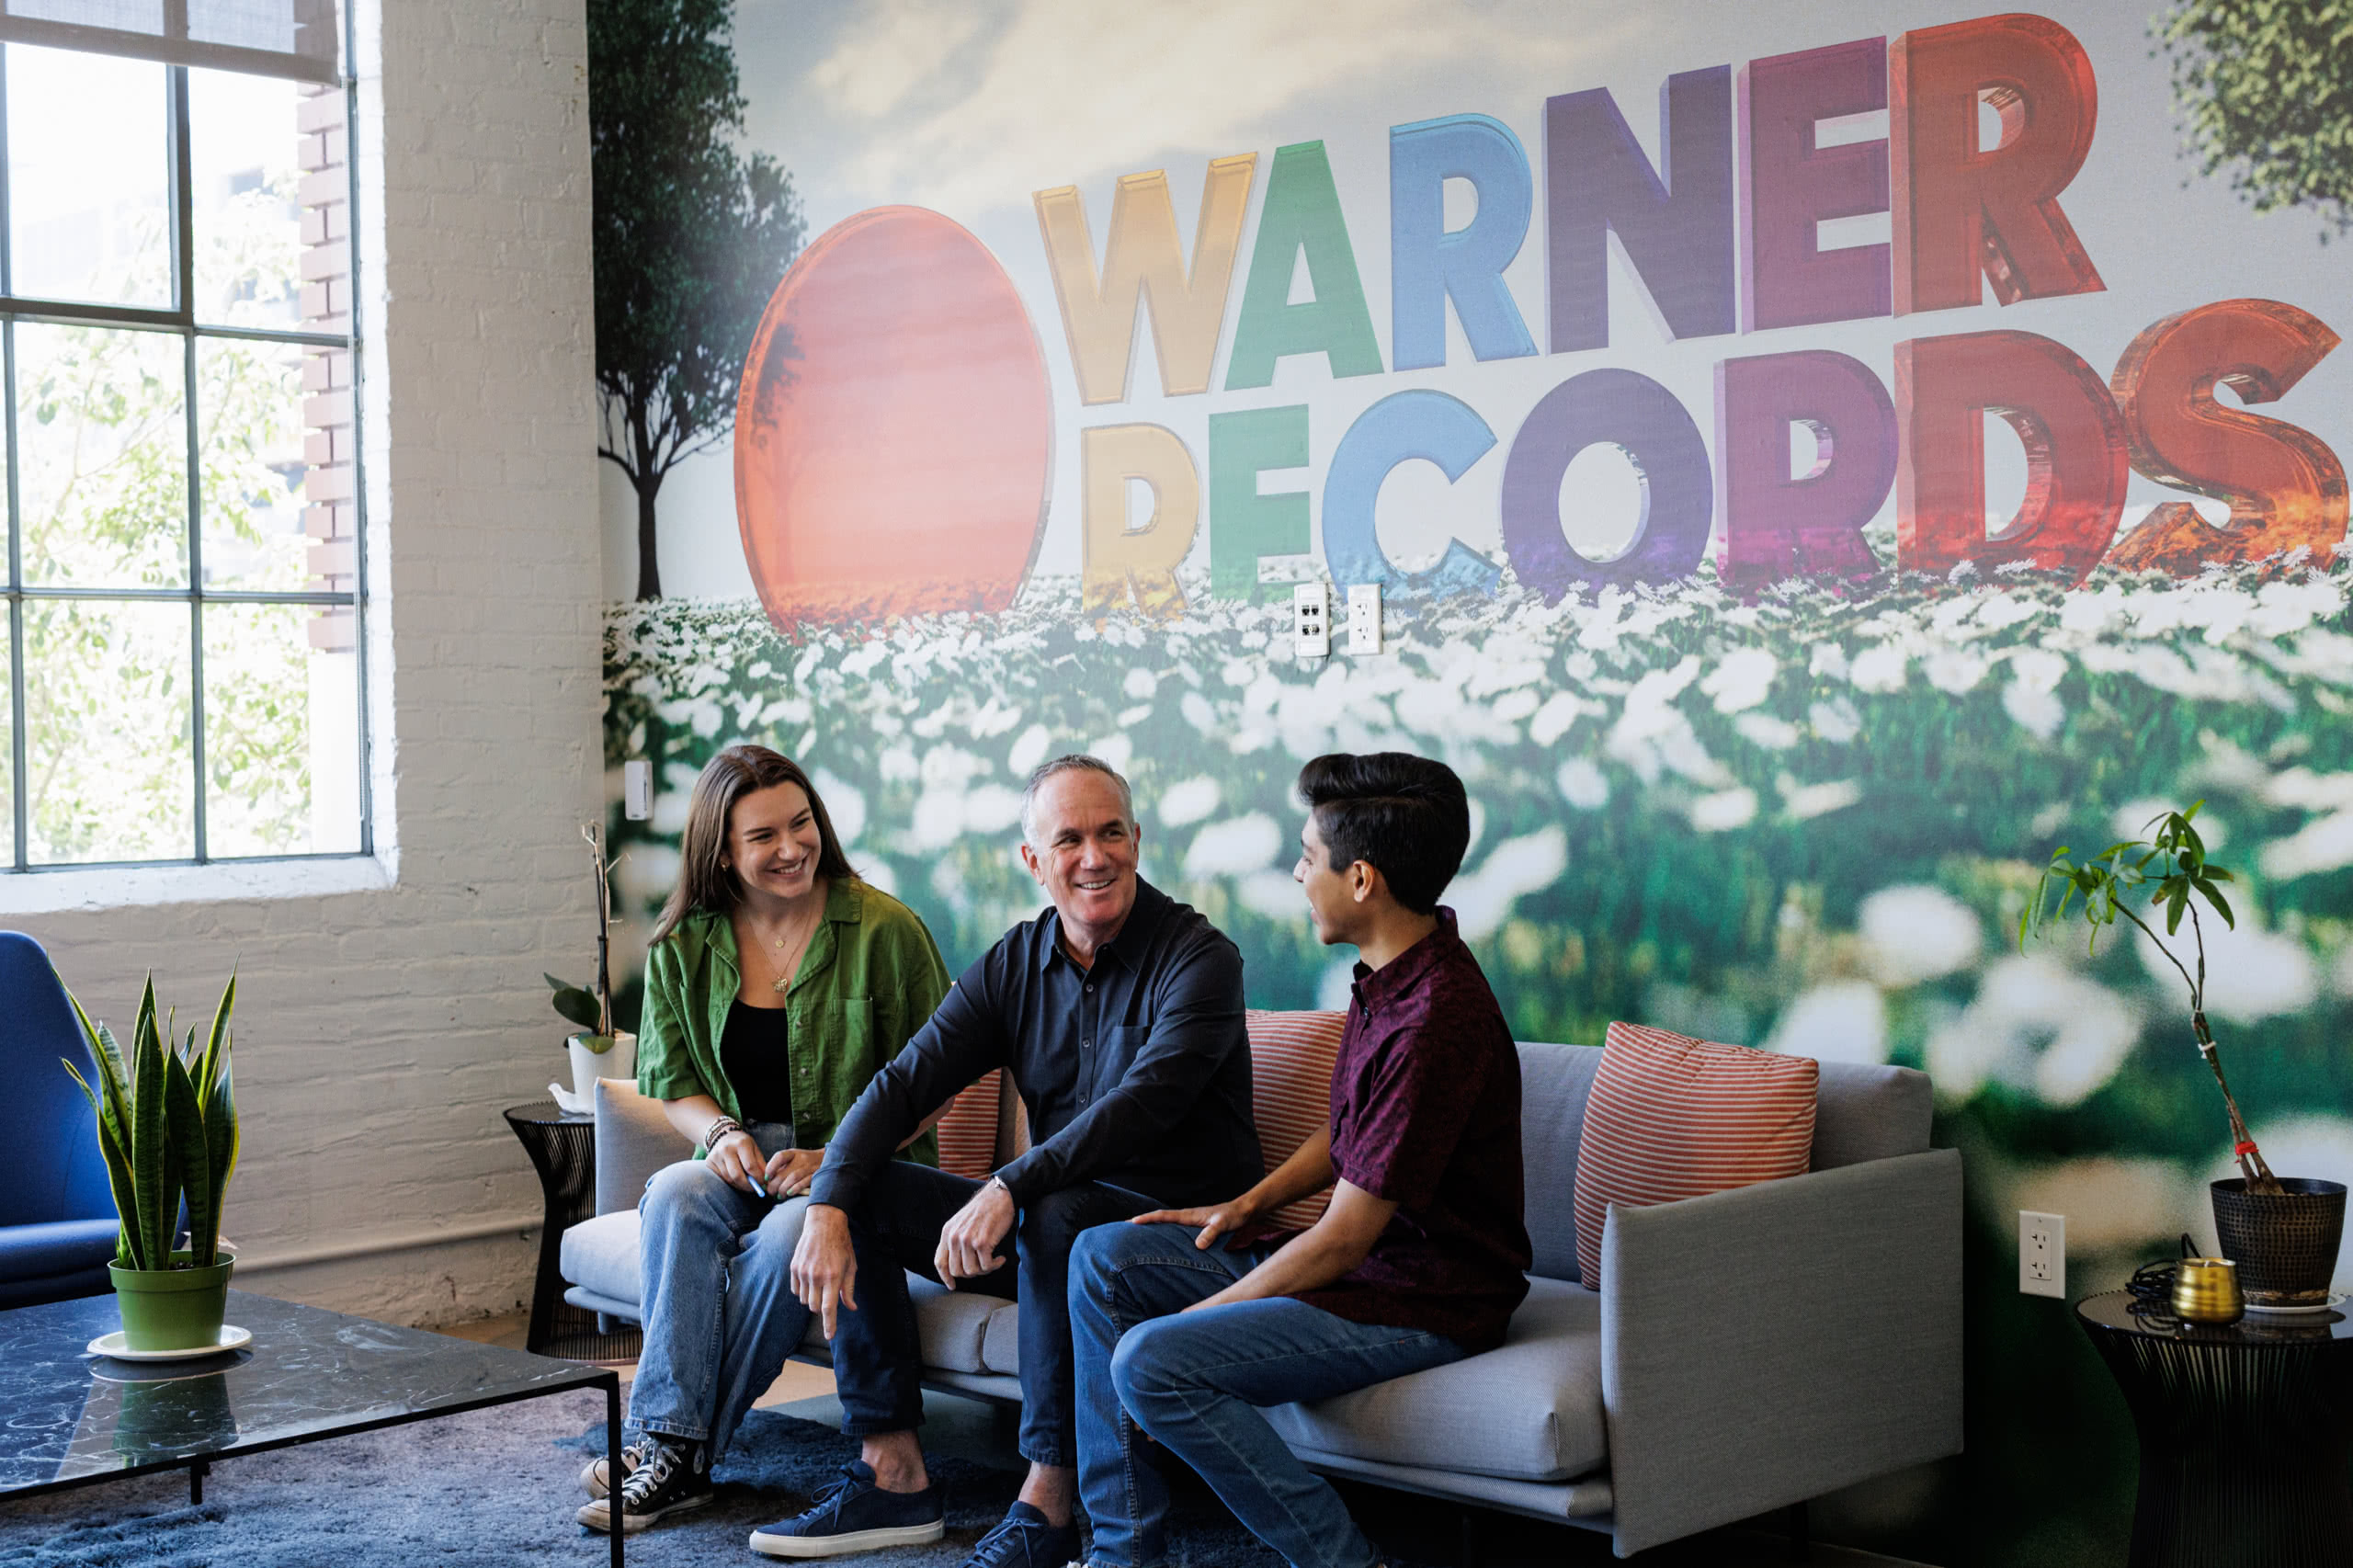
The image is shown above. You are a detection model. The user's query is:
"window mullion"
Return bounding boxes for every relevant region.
[5,322,21,873]
[171,64,208,863]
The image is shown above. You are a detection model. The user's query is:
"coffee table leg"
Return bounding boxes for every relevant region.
[189,1459,209,1505]
[606,1374,623,1568]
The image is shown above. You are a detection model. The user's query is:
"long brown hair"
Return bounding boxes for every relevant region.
[651,744,858,943]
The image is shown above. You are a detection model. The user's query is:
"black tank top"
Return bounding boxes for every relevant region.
[720,999,793,1127]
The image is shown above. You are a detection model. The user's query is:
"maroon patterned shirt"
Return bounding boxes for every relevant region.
[1287,909,1531,1351]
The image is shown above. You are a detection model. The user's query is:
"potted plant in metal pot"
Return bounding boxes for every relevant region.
[547,822,637,1110]
[60,972,242,1353]
[2021,801,2342,1309]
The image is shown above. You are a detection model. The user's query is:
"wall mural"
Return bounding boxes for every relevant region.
[593,4,2353,1561]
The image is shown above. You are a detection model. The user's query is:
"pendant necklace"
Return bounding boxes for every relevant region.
[764,912,815,994]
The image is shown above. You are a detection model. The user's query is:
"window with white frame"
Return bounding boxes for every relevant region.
[0,1,363,869]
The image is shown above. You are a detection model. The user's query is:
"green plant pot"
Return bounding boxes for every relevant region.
[109,1252,234,1352]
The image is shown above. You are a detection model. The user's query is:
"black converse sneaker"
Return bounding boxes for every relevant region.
[578,1437,654,1500]
[574,1437,714,1534]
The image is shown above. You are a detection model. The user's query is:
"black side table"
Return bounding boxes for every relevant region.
[504,1102,642,1363]
[2077,1289,2353,1566]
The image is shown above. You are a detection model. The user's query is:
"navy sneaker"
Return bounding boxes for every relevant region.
[960,1502,1078,1568]
[748,1460,945,1559]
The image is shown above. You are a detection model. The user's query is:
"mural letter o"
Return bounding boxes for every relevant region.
[733,205,1052,628]
[1500,369,1713,598]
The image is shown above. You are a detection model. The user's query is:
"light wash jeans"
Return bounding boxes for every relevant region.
[626,1120,813,1460]
[1069,1221,1467,1568]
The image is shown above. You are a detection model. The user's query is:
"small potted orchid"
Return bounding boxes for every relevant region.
[547,822,637,1110]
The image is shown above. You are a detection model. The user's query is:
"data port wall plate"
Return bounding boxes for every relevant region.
[1347,583,1382,654]
[2019,1210,2064,1299]
[623,758,653,821]
[1292,582,1330,658]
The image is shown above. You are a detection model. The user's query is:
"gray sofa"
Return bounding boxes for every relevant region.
[559,1041,1961,1558]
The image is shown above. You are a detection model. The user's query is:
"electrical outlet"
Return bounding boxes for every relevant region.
[2019,1210,2065,1299]
[623,758,653,821]
[1347,583,1382,654]
[1292,582,1330,658]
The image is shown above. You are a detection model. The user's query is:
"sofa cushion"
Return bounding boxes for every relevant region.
[1260,1276,1605,1483]
[1813,1060,1933,1169]
[1245,1009,1345,1231]
[937,1070,1006,1181]
[1572,1021,1816,1289]
[561,1210,643,1308]
[980,1294,1022,1375]
[1517,1042,1603,1281]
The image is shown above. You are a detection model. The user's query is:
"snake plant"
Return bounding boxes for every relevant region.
[60,972,240,1271]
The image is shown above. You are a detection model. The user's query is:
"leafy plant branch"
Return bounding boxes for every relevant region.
[2020,801,2282,1194]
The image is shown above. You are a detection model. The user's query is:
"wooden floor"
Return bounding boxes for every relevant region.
[434,1311,1934,1567]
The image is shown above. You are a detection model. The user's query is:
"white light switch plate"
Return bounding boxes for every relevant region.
[1347,583,1381,654]
[2019,1210,2064,1298]
[1292,583,1330,658]
[623,758,653,820]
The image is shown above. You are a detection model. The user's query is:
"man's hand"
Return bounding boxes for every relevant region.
[790,1205,858,1339]
[706,1131,767,1195]
[765,1146,825,1199]
[1131,1192,1264,1252]
[933,1179,1015,1289]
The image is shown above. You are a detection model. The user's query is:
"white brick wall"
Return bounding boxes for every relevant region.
[10,0,604,1326]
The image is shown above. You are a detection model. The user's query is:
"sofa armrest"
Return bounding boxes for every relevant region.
[593,1078,692,1217]
[1599,1147,1961,1556]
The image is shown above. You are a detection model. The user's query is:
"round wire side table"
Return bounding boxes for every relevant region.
[2076,1289,2353,1567]
[504,1102,642,1363]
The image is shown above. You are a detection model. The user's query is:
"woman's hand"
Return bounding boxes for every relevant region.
[705,1130,768,1195]
[1131,1192,1265,1252]
[765,1146,825,1199]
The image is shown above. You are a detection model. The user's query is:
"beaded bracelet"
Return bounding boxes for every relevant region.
[700,1116,745,1157]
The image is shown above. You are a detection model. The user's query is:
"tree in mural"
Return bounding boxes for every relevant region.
[2159,0,2353,236]
[589,0,806,600]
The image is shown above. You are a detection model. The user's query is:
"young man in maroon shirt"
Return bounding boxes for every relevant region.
[1066,752,1531,1568]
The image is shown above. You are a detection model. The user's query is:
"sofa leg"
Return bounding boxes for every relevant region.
[1458,1505,1481,1568]
[1781,1500,1810,1562]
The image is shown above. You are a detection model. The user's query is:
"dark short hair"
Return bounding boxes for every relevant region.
[653,744,858,942]
[1296,752,1471,915]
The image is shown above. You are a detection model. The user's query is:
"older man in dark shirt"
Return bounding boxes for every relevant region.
[1065,752,1529,1568]
[767,756,1257,1566]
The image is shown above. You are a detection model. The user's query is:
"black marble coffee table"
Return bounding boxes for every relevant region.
[0,1288,622,1565]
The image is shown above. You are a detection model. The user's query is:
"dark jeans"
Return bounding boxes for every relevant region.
[828,1158,1159,1467]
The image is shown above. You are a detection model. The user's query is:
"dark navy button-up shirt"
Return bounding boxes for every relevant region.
[811,878,1260,1214]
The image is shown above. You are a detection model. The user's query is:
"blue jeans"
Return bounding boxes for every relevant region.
[1069,1222,1468,1568]
[627,1121,813,1460]
[828,1158,1161,1467]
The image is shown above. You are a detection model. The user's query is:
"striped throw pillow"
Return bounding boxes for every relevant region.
[1246,1008,1346,1231]
[1571,1020,1817,1290]
[935,1068,1006,1181]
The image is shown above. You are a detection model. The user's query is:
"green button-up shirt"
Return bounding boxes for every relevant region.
[635,878,951,1162]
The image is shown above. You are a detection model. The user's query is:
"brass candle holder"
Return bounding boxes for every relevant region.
[2172,1256,2245,1325]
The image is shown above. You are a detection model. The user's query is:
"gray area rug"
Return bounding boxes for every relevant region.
[0,1389,1415,1567]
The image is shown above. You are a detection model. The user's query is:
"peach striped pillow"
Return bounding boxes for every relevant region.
[1571,1021,1817,1289]
[935,1068,1006,1181]
[1247,1008,1346,1231]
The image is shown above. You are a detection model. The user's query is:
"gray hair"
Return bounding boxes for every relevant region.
[1020,754,1136,846]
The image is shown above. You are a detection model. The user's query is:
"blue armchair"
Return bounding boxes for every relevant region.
[0,931,122,1308]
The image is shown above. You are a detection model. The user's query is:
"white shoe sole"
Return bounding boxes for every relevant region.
[748,1519,946,1558]
[575,1489,714,1535]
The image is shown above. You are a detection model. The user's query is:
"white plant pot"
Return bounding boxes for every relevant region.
[566,1030,637,1109]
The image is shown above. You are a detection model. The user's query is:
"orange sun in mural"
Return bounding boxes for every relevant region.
[733,206,1053,629]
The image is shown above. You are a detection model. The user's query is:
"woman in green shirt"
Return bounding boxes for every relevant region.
[577,744,951,1537]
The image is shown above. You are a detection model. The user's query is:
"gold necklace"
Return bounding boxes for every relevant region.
[752,908,818,995]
